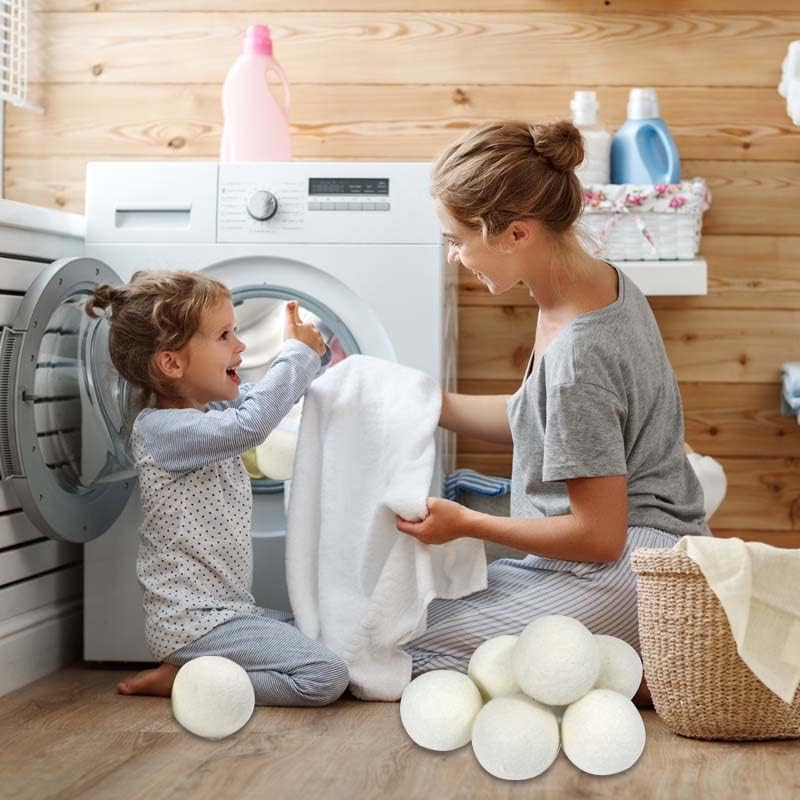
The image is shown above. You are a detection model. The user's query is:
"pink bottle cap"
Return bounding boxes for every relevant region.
[242,24,273,56]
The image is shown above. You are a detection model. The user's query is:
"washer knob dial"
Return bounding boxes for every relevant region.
[246,190,278,221]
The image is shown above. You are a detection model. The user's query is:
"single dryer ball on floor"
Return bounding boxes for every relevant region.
[512,615,601,706]
[471,694,560,781]
[400,670,483,751]
[171,656,255,739]
[561,689,646,775]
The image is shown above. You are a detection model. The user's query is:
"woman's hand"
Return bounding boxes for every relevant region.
[396,497,473,545]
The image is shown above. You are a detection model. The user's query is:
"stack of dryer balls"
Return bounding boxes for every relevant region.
[399,615,646,780]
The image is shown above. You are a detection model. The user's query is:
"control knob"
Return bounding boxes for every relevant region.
[246,190,278,221]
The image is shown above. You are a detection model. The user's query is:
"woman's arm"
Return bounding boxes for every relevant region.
[440,392,513,444]
[397,474,628,563]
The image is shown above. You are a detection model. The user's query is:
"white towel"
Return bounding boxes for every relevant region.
[286,355,488,701]
[674,536,800,704]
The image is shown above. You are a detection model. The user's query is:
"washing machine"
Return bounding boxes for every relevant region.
[0,161,457,662]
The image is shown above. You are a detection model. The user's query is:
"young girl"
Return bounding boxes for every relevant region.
[85,271,349,706]
[397,120,707,707]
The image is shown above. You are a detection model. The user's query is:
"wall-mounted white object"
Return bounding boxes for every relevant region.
[0,0,41,112]
[0,0,43,198]
[778,40,800,126]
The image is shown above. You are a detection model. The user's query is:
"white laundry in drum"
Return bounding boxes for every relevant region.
[254,404,302,480]
[236,297,286,377]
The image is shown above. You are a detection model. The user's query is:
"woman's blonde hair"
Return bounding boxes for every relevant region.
[84,270,231,406]
[431,119,585,240]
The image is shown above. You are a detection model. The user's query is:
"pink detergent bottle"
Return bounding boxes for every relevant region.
[220,24,292,161]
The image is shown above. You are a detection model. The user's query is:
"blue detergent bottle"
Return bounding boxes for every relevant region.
[611,88,680,184]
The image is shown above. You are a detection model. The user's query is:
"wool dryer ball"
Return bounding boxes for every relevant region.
[171,656,255,739]
[471,694,560,781]
[467,635,519,700]
[400,670,483,751]
[512,615,600,705]
[592,635,643,699]
[561,689,646,776]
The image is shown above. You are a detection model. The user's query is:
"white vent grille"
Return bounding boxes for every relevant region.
[1,0,40,112]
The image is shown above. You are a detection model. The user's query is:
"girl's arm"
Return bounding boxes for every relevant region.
[138,340,322,474]
[205,343,332,412]
[440,392,513,444]
[398,474,628,563]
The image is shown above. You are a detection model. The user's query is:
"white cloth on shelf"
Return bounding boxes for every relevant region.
[286,355,487,701]
[675,535,800,704]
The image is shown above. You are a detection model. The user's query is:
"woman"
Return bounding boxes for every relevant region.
[397,120,706,706]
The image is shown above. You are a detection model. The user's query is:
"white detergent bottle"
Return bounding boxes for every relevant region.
[220,24,292,161]
[570,90,611,186]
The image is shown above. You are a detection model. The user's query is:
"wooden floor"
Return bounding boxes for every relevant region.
[1,665,798,800]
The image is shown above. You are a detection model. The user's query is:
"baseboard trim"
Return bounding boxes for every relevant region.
[0,600,82,697]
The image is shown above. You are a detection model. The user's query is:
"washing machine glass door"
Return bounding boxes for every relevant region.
[0,257,135,543]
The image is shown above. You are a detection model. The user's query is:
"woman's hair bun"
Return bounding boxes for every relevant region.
[530,120,584,174]
[84,283,119,319]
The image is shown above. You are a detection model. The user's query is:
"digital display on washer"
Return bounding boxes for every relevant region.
[308,178,389,196]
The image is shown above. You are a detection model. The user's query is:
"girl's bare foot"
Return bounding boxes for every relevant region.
[632,675,653,709]
[117,662,180,697]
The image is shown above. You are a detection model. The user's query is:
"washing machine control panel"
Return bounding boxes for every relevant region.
[218,162,440,244]
[306,177,390,213]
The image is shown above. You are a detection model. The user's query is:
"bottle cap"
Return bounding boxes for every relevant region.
[242,24,273,56]
[570,90,599,125]
[627,88,660,120]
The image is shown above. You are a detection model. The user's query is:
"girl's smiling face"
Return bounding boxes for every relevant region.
[434,201,523,295]
[158,299,247,410]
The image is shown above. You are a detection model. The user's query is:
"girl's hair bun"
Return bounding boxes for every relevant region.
[84,283,119,319]
[530,120,584,174]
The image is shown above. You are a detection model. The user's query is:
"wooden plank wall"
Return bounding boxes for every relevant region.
[5,1,800,547]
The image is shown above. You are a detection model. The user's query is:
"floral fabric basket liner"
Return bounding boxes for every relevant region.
[581,178,711,261]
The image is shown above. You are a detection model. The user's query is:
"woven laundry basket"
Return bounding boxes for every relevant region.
[630,547,800,741]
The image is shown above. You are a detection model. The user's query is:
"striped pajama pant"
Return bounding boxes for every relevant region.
[164,607,350,707]
[404,525,677,677]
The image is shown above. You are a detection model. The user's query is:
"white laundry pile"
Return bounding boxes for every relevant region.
[781,361,800,421]
[675,536,800,704]
[779,41,800,125]
[286,355,488,701]
[685,452,726,533]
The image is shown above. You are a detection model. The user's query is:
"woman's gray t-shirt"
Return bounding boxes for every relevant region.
[507,264,706,538]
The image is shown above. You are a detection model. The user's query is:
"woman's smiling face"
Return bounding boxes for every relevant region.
[434,200,520,295]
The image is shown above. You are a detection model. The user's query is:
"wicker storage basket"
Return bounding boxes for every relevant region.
[581,179,710,261]
[630,547,800,741]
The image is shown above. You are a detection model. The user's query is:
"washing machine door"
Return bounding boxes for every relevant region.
[0,257,135,543]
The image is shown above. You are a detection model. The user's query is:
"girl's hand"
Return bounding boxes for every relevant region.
[285,301,326,356]
[396,497,472,545]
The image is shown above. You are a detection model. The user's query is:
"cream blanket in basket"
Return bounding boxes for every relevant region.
[675,536,800,704]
